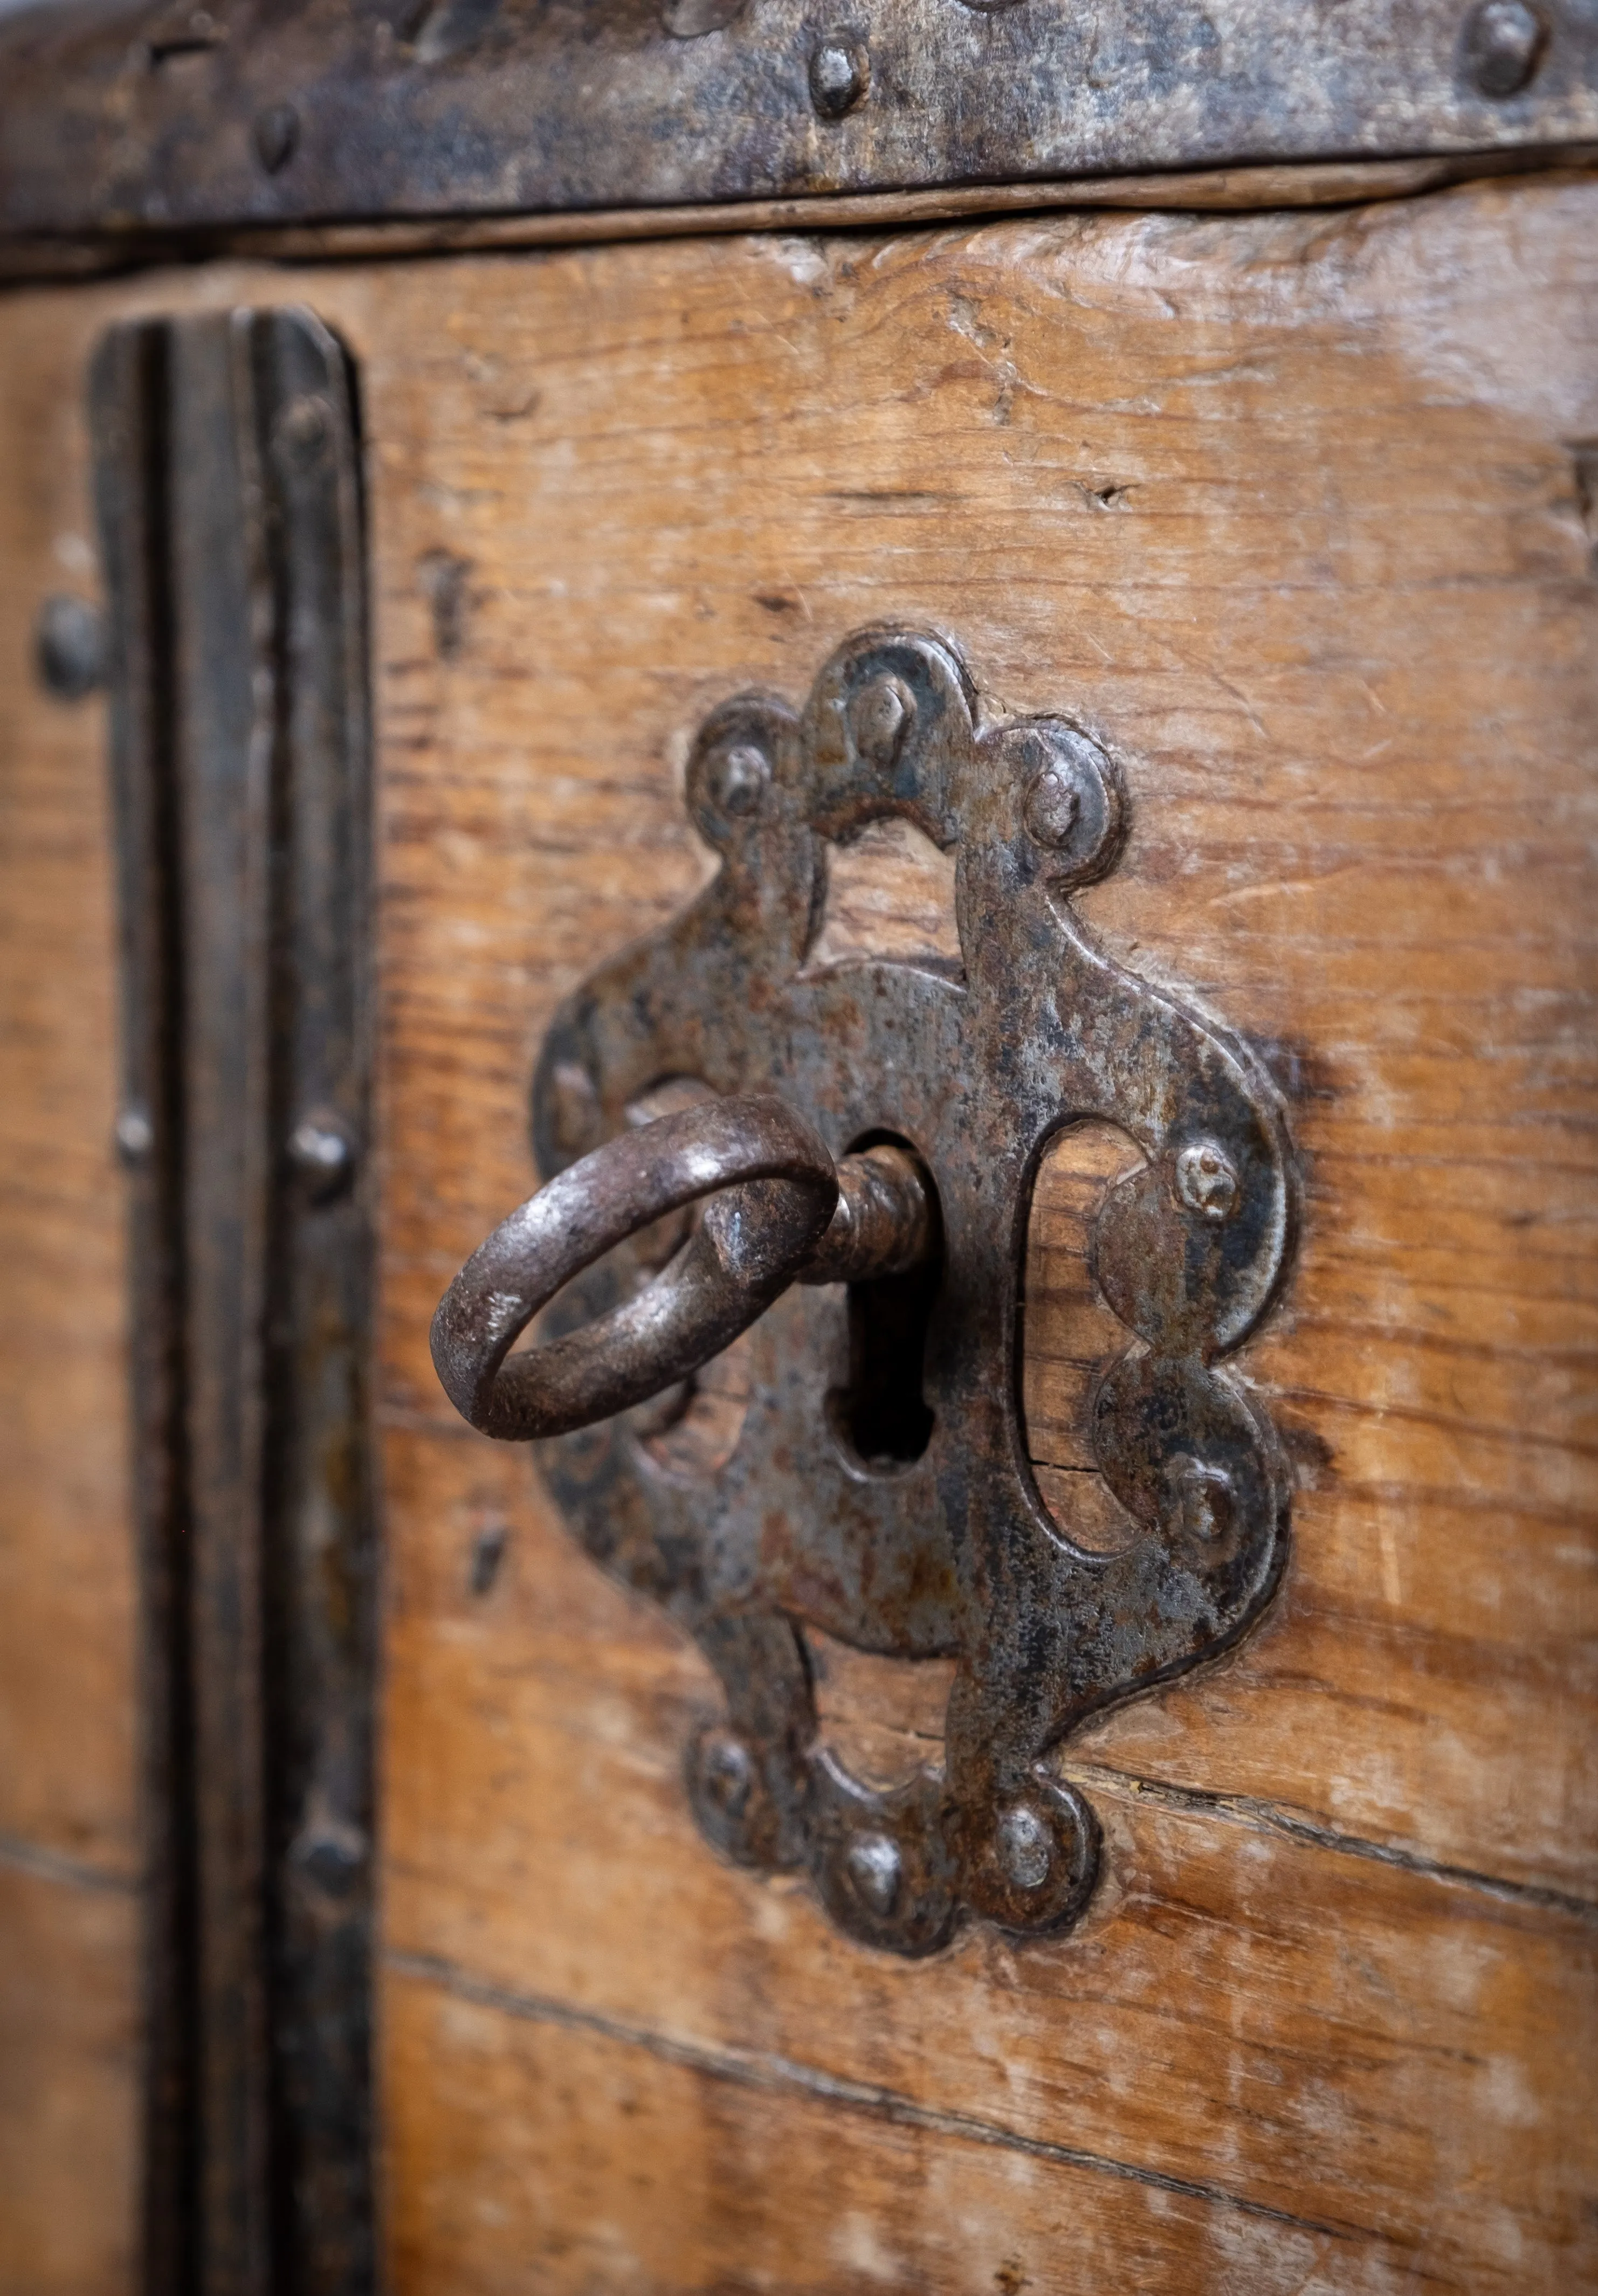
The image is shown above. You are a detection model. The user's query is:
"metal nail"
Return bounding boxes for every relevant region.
[1017,725,1125,885]
[699,1731,754,1818]
[1463,0,1545,96]
[1023,759,1082,850]
[36,594,105,701]
[844,1830,901,1915]
[1174,1139,1239,1222]
[277,393,329,458]
[710,741,770,818]
[254,101,300,173]
[114,1105,156,1167]
[808,32,869,119]
[293,1824,368,1899]
[849,671,912,767]
[1170,1455,1236,1545]
[287,1114,356,1197]
[996,1804,1052,1891]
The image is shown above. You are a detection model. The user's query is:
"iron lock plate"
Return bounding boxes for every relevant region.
[461,625,1300,1956]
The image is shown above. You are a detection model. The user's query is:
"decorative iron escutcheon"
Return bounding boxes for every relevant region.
[433,627,1298,1956]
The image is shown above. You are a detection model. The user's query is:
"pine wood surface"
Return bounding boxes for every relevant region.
[0,169,1594,2288]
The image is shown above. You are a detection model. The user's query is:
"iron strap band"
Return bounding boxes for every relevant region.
[1,0,1595,249]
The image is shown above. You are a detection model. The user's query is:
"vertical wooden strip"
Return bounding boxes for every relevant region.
[89,307,375,2295]
[89,314,199,2296]
[252,308,377,2296]
[164,312,275,2295]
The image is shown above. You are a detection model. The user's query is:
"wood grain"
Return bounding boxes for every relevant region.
[384,1952,1441,2296]
[380,1418,1597,2291]
[0,1865,139,2296]
[0,301,136,1881]
[0,167,1594,2287]
[350,173,1598,2288]
[343,171,1597,1890]
[0,294,140,2291]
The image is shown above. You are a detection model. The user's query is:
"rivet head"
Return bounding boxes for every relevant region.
[1174,1139,1239,1222]
[114,1105,155,1168]
[288,1114,356,1199]
[809,32,869,119]
[254,101,300,173]
[1023,760,1080,849]
[1018,725,1125,885]
[844,1830,901,1916]
[996,1804,1052,1892]
[848,671,913,769]
[277,393,329,459]
[709,741,770,818]
[292,1823,368,1899]
[36,595,105,701]
[698,1731,754,1819]
[1170,1454,1236,1546]
[1463,0,1545,95]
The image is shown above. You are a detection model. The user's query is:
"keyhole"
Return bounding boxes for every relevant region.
[828,1133,942,1471]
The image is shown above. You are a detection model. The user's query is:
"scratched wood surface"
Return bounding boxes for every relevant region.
[0,168,1595,2290]
[0,305,139,2296]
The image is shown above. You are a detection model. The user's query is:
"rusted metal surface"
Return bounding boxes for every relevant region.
[34,592,106,699]
[1,0,1595,253]
[92,306,375,2293]
[432,1104,935,1440]
[434,626,1299,1956]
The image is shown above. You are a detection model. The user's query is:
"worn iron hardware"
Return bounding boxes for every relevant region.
[35,592,107,700]
[432,1101,935,1440]
[1,0,1595,251]
[434,626,1299,1957]
[92,306,375,2294]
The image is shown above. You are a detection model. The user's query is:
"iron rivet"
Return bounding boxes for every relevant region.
[293,1825,367,1899]
[710,741,770,818]
[845,1830,901,1915]
[1463,0,1545,95]
[114,1105,155,1167]
[996,1804,1052,1891]
[1172,1456,1235,1545]
[699,1731,754,1818]
[849,672,912,768]
[809,32,869,119]
[254,101,300,173]
[36,594,105,701]
[288,1115,356,1196]
[278,393,329,457]
[1023,758,1084,851]
[1174,1139,1238,1222]
[1016,726,1125,884]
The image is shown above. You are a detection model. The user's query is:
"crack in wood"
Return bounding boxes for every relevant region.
[1064,1764,1598,1925]
[384,1946,1371,2246]
[0,1832,140,1897]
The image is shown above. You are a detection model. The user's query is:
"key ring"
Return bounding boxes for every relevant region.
[431,1094,839,1441]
